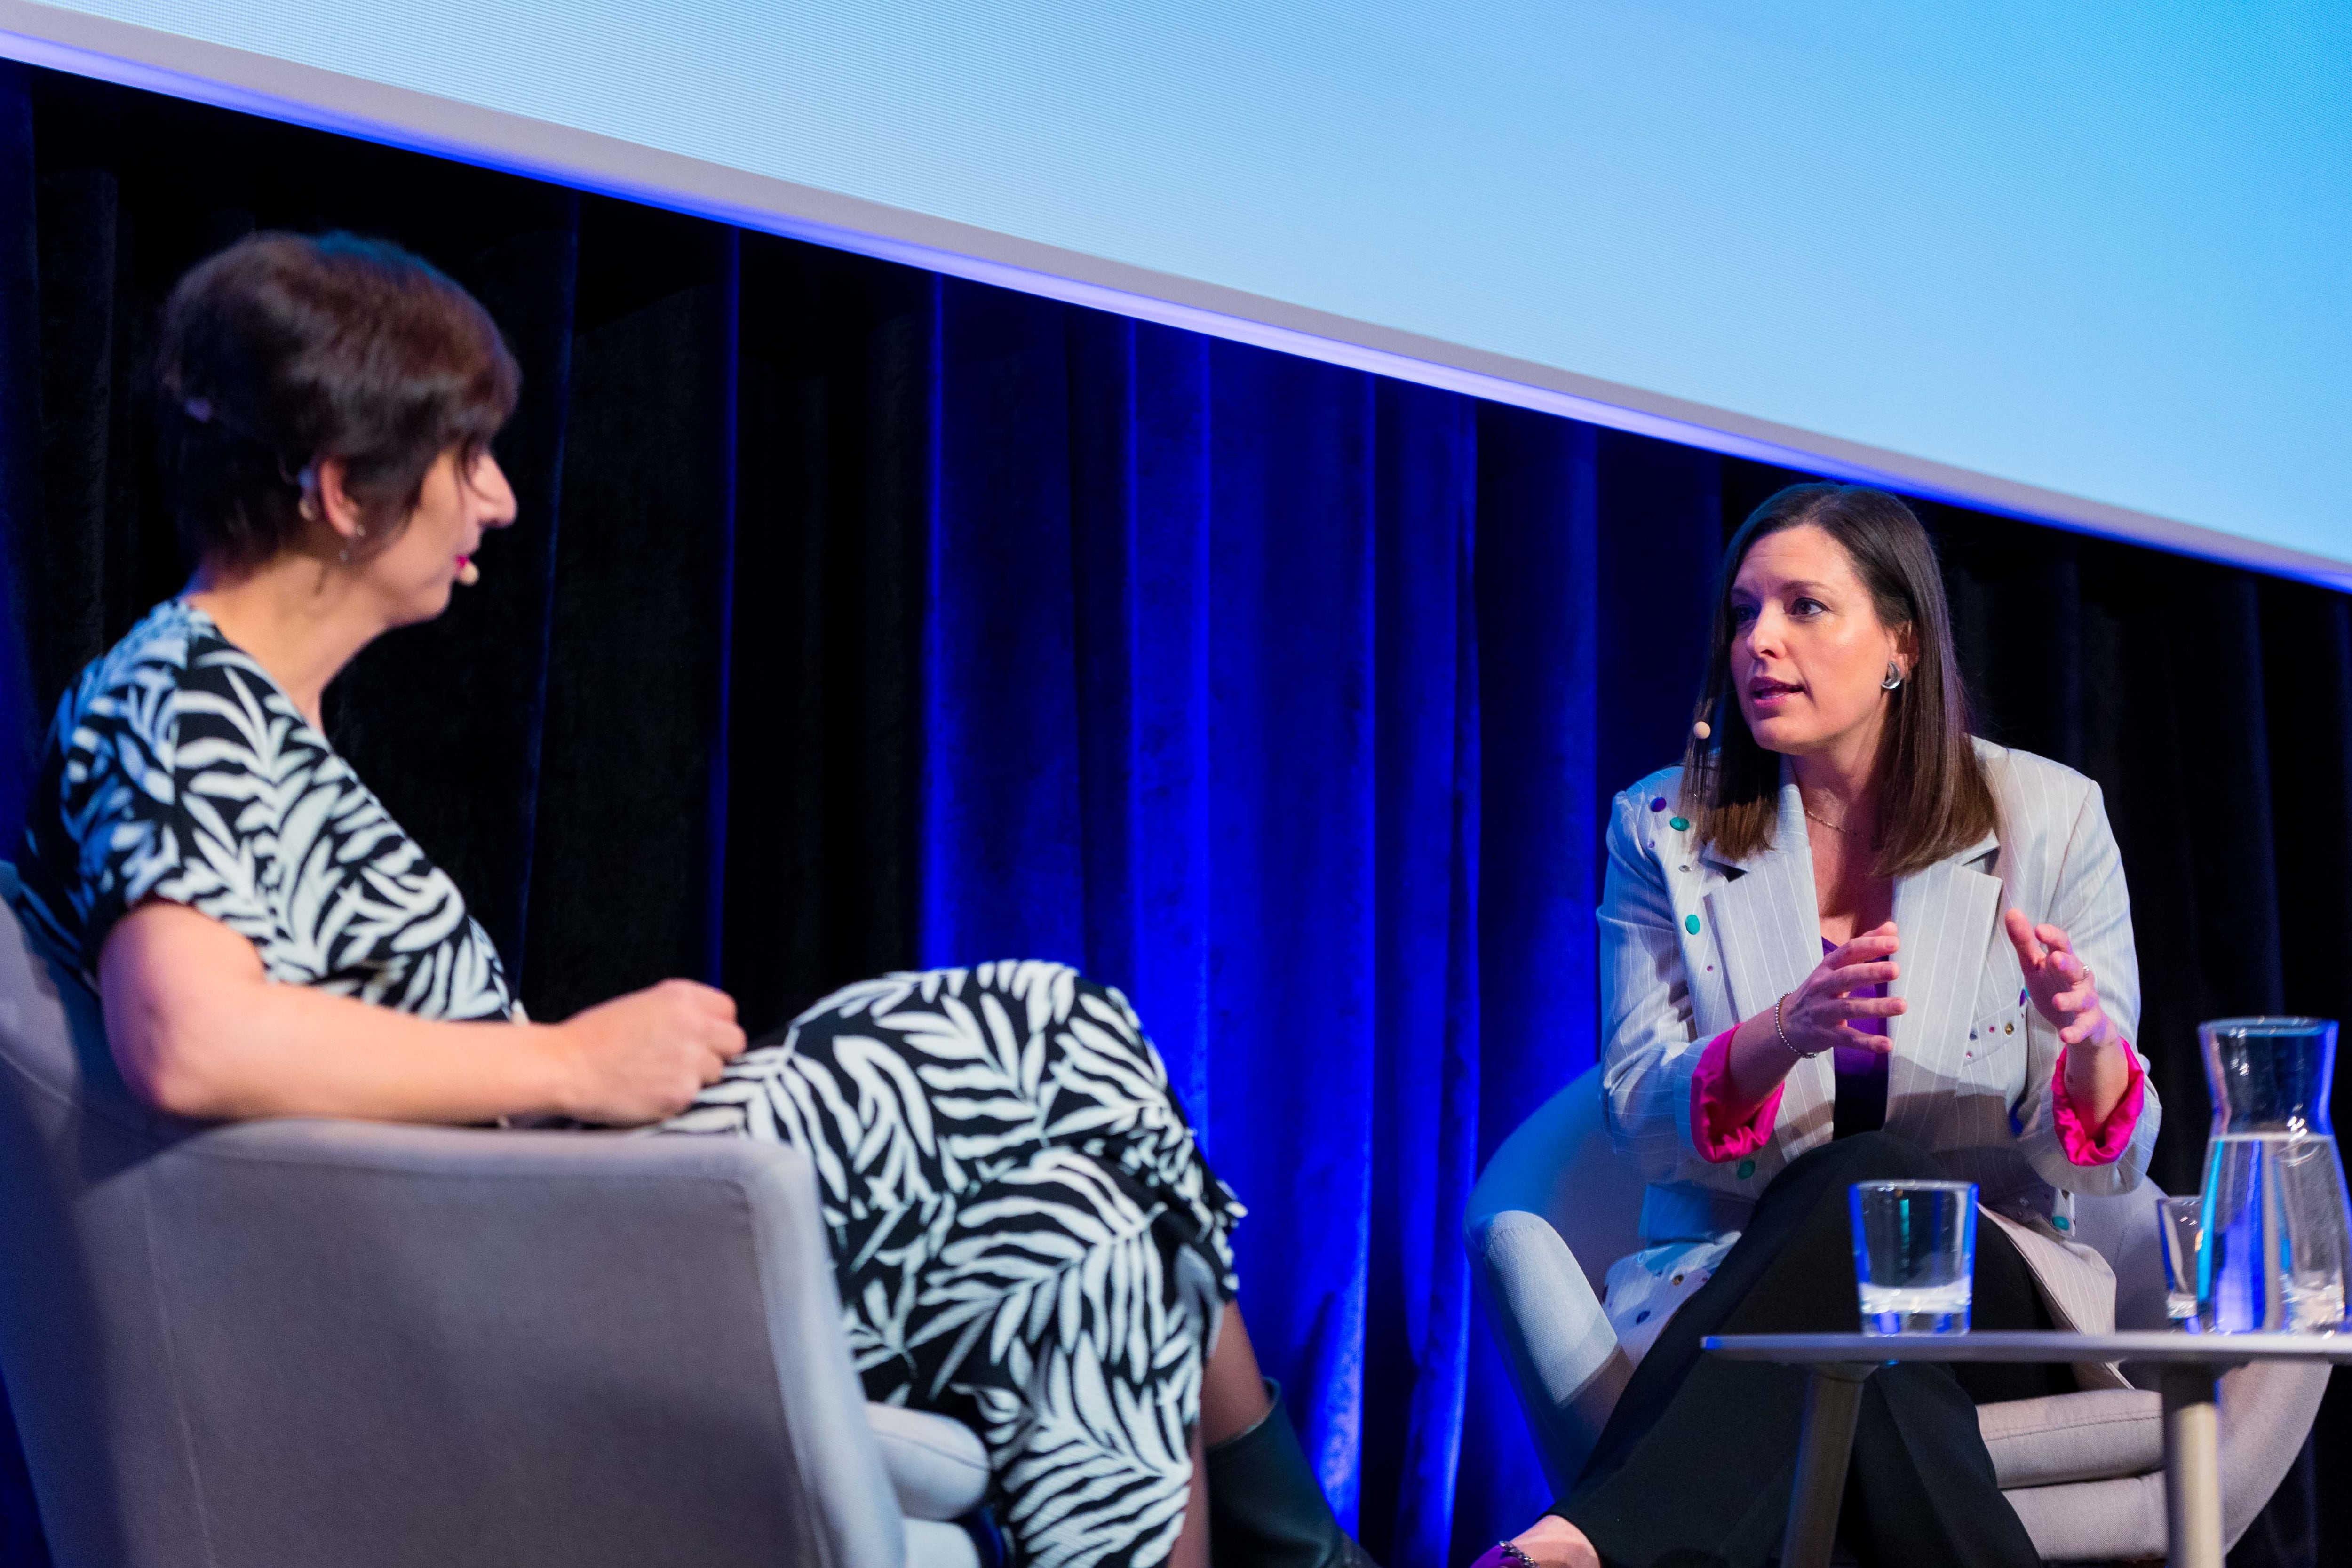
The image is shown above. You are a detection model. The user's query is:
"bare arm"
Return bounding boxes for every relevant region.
[98,899,747,1125]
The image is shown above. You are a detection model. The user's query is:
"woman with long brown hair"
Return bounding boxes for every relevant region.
[1480,484,2156,1568]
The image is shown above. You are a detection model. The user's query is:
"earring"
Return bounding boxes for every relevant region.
[1881,661,1905,692]
[338,522,364,565]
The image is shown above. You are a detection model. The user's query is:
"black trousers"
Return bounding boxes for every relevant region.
[1553,1132,2069,1568]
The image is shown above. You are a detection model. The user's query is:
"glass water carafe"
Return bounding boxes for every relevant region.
[2197,1017,2352,1333]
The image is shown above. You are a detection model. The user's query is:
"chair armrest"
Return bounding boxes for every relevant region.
[136,1117,906,1568]
[1465,1210,1632,1497]
[867,1402,990,1520]
[1979,1387,2161,1488]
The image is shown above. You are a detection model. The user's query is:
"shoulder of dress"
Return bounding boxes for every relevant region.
[90,601,188,677]
[58,603,208,741]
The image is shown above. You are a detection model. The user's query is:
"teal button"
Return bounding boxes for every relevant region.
[2053,1215,2071,1232]
[1685,914,1701,935]
[1736,1158,1756,1179]
[1669,815,1690,831]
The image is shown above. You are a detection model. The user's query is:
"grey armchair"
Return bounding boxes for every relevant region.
[0,865,992,1568]
[1464,1066,2329,1563]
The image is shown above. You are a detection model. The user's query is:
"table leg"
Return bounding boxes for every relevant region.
[2160,1364,2224,1568]
[1779,1363,1874,1568]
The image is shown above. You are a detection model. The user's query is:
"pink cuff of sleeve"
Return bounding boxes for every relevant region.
[2050,1043,2146,1165]
[1691,1026,1783,1162]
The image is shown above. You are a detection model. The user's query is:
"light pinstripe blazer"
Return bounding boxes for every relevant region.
[1597,740,2161,1351]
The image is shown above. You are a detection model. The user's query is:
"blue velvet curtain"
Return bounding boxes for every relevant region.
[915,285,1587,1559]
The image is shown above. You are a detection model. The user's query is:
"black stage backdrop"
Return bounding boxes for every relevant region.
[1,60,2347,1568]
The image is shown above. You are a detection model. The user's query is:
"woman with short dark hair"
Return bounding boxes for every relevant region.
[11,232,1370,1568]
[1480,485,2156,1568]
[157,231,523,577]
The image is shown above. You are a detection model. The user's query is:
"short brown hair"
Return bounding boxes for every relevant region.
[1678,483,1996,875]
[156,231,520,571]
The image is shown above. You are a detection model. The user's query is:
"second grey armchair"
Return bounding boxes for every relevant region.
[1463,1065,2329,1563]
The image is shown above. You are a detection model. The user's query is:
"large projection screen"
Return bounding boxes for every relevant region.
[3,0,2347,583]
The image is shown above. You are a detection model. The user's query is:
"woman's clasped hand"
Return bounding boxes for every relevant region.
[539,979,748,1124]
[1776,921,1904,1057]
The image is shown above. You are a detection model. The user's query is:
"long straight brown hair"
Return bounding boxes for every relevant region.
[1677,484,1996,875]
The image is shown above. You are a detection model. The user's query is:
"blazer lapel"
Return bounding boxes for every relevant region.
[1701,771,1821,1026]
[1887,828,2005,1102]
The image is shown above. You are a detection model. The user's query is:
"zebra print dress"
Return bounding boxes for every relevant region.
[664,966,1242,1568]
[12,599,513,1017]
[15,598,1242,1568]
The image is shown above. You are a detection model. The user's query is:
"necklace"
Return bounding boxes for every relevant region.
[1804,806,1852,835]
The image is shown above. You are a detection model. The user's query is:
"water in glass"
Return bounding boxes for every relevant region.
[2197,1018,2352,1334]
[1851,1180,1978,1334]
[2159,1196,2202,1325]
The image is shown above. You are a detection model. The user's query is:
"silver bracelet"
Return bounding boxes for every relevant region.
[1773,994,1814,1060]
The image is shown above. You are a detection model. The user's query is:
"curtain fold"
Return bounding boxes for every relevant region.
[1364,381,1481,1568]
[914,319,1510,1556]
[1458,408,1606,1557]
[723,238,932,1026]
[521,208,739,1014]
[0,62,43,853]
[0,62,2344,1568]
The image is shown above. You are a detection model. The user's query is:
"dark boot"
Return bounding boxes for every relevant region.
[1206,1379,1382,1568]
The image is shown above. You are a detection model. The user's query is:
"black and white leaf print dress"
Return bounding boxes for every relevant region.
[13,599,512,1016]
[15,599,1243,1568]
[667,963,1243,1568]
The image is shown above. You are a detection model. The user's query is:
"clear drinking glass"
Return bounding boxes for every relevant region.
[2159,1196,2203,1326]
[1851,1179,1979,1334]
[2197,1017,2352,1334]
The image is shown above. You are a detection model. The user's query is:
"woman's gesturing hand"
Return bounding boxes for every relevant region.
[1779,922,1906,1057]
[540,979,748,1125]
[2003,910,2115,1049]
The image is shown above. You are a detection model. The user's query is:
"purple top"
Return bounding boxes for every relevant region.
[1828,937,1889,1138]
